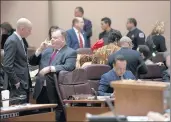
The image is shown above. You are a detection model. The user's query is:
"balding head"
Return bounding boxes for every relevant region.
[16,18,32,38]
[72,17,84,31]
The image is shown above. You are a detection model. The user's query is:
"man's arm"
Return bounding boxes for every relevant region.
[29,49,42,66]
[3,40,20,85]
[50,50,77,73]
[66,31,72,48]
[98,75,111,96]
[137,32,145,46]
[159,36,167,52]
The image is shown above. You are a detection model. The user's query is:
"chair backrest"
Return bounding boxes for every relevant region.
[57,69,91,99]
[83,64,111,91]
[76,48,93,55]
[139,64,166,79]
[151,52,165,63]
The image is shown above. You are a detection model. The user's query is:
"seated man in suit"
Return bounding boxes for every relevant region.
[74,6,92,47]
[162,53,170,82]
[98,55,135,96]
[66,17,89,50]
[29,28,77,104]
[99,17,122,45]
[108,36,147,77]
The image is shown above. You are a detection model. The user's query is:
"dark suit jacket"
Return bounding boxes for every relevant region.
[108,47,147,76]
[66,28,89,50]
[83,18,92,47]
[98,69,135,96]
[127,28,145,50]
[162,69,170,82]
[146,34,167,53]
[3,33,30,90]
[29,45,77,99]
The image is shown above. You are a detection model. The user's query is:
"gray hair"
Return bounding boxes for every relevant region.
[16,18,32,29]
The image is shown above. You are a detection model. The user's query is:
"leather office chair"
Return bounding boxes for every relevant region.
[151,52,165,63]
[139,64,166,81]
[56,69,91,100]
[83,64,111,91]
[77,48,93,55]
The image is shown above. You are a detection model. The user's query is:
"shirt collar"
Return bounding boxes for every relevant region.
[130,27,136,32]
[73,27,80,33]
[14,31,22,41]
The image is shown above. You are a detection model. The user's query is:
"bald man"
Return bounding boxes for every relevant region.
[66,17,89,50]
[3,18,32,104]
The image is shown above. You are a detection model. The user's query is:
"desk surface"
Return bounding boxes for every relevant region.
[0,104,57,114]
[111,80,169,90]
[63,98,114,104]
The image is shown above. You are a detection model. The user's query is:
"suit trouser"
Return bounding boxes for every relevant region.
[36,73,66,122]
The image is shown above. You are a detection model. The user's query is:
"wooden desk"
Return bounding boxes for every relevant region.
[111,80,169,116]
[64,99,113,122]
[1,104,57,122]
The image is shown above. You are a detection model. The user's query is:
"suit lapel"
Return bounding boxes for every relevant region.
[72,28,79,43]
[51,46,67,65]
[13,33,27,59]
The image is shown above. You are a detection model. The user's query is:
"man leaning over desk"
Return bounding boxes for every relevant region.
[98,55,136,96]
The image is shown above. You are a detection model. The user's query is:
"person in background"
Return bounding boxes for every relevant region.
[99,17,122,45]
[162,53,170,82]
[48,26,59,40]
[74,6,92,47]
[0,22,29,49]
[77,31,121,68]
[3,18,32,104]
[137,45,164,66]
[126,18,145,50]
[137,45,154,65]
[66,17,89,50]
[108,36,147,77]
[146,21,167,54]
[98,55,135,96]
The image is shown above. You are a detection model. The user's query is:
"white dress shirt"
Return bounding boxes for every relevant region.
[73,27,85,47]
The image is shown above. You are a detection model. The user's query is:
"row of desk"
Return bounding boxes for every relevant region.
[1,80,169,122]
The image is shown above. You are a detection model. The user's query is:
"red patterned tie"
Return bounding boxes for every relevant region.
[78,33,83,48]
[49,50,58,65]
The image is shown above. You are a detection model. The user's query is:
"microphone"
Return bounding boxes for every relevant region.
[91,88,97,100]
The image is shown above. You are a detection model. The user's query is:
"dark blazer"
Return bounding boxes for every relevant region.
[83,18,92,47]
[66,28,89,50]
[3,33,30,90]
[127,28,145,50]
[98,69,135,96]
[1,29,29,49]
[29,45,77,99]
[108,47,147,76]
[146,34,167,53]
[162,69,170,82]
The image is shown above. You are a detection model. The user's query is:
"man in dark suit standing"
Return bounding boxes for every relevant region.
[99,17,122,45]
[74,6,92,47]
[126,18,145,50]
[29,28,77,104]
[98,55,135,96]
[66,17,89,50]
[3,18,32,104]
[108,36,147,77]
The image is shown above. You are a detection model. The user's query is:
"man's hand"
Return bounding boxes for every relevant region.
[39,66,51,76]
[15,82,20,89]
